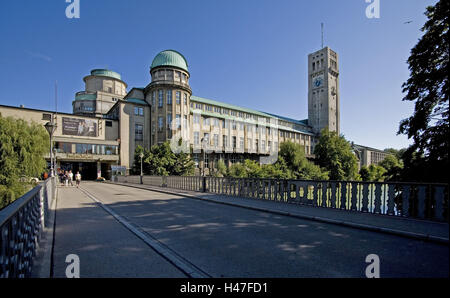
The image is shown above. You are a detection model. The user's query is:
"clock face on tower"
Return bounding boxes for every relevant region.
[312,75,324,88]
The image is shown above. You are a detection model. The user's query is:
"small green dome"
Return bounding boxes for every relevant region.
[151,50,188,72]
[91,69,122,80]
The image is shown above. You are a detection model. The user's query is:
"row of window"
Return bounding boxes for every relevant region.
[191,102,268,122]
[134,107,144,116]
[153,69,188,84]
[151,90,188,108]
[192,132,277,151]
[55,142,118,155]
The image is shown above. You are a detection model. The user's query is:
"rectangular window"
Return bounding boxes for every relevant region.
[42,113,52,121]
[135,124,143,141]
[240,137,244,149]
[158,117,163,131]
[105,121,112,127]
[205,154,209,169]
[152,91,156,106]
[167,114,172,129]
[176,114,181,129]
[223,135,228,147]
[176,91,181,104]
[194,132,200,145]
[193,114,200,124]
[158,90,163,107]
[184,93,188,105]
[183,115,187,129]
[203,133,210,145]
[134,107,144,116]
[167,90,172,105]
[213,134,219,147]
[232,136,237,149]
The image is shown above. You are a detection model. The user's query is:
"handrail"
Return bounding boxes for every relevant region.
[113,175,449,223]
[0,177,57,278]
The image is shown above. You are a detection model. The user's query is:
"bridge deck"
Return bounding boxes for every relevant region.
[111,181,449,242]
[38,182,449,278]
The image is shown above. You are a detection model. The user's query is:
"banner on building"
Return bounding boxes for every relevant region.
[62,117,98,137]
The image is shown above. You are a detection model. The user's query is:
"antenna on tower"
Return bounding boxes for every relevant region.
[55,80,58,115]
[321,23,324,49]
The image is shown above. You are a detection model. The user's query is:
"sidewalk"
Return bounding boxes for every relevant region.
[110,182,449,244]
[47,186,186,278]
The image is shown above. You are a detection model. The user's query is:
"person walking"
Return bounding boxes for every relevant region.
[68,170,74,187]
[75,171,82,188]
[64,171,69,187]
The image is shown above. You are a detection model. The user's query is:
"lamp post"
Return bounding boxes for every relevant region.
[139,152,144,184]
[44,120,57,177]
[200,137,207,177]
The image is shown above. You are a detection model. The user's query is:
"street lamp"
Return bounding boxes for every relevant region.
[44,121,57,177]
[200,137,208,177]
[139,152,144,184]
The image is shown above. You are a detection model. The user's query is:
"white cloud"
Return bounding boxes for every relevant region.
[25,50,52,62]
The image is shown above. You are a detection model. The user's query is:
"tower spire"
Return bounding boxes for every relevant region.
[321,23,324,49]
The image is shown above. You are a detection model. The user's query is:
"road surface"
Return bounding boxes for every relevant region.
[51,182,449,278]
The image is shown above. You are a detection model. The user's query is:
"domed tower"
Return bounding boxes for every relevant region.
[145,50,192,145]
[73,69,127,117]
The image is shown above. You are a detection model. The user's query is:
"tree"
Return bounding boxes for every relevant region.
[132,142,194,176]
[378,154,403,181]
[314,128,359,181]
[0,115,49,208]
[277,141,328,180]
[398,0,449,183]
[359,164,387,182]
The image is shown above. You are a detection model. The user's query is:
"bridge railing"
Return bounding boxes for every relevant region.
[0,177,57,278]
[114,175,449,222]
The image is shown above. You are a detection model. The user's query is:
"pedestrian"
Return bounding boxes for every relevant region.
[58,170,64,186]
[75,171,81,188]
[68,170,74,186]
[64,171,69,187]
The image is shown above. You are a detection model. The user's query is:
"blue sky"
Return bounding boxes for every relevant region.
[0,0,437,150]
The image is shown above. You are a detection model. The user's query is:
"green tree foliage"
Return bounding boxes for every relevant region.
[0,115,49,208]
[277,141,328,180]
[378,154,404,181]
[226,141,328,180]
[359,164,387,182]
[398,0,449,183]
[314,128,359,181]
[214,159,228,177]
[132,142,194,176]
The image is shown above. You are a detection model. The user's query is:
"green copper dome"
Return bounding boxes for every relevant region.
[150,50,188,72]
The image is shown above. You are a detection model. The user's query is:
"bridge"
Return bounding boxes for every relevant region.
[1,176,448,278]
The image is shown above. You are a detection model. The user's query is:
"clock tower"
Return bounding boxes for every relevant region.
[308,47,340,135]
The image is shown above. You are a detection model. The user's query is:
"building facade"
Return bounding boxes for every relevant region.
[0,48,387,178]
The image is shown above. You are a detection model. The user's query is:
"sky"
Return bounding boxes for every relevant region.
[0,0,438,150]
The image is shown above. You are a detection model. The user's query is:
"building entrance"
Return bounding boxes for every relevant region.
[59,162,98,180]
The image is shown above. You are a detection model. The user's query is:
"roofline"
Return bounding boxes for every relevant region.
[190,96,314,130]
[0,104,104,120]
[83,74,128,88]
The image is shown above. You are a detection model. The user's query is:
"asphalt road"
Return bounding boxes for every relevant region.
[56,182,449,278]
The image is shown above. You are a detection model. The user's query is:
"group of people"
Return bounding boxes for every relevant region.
[57,169,82,187]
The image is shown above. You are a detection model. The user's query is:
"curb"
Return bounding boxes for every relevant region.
[106,182,449,246]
